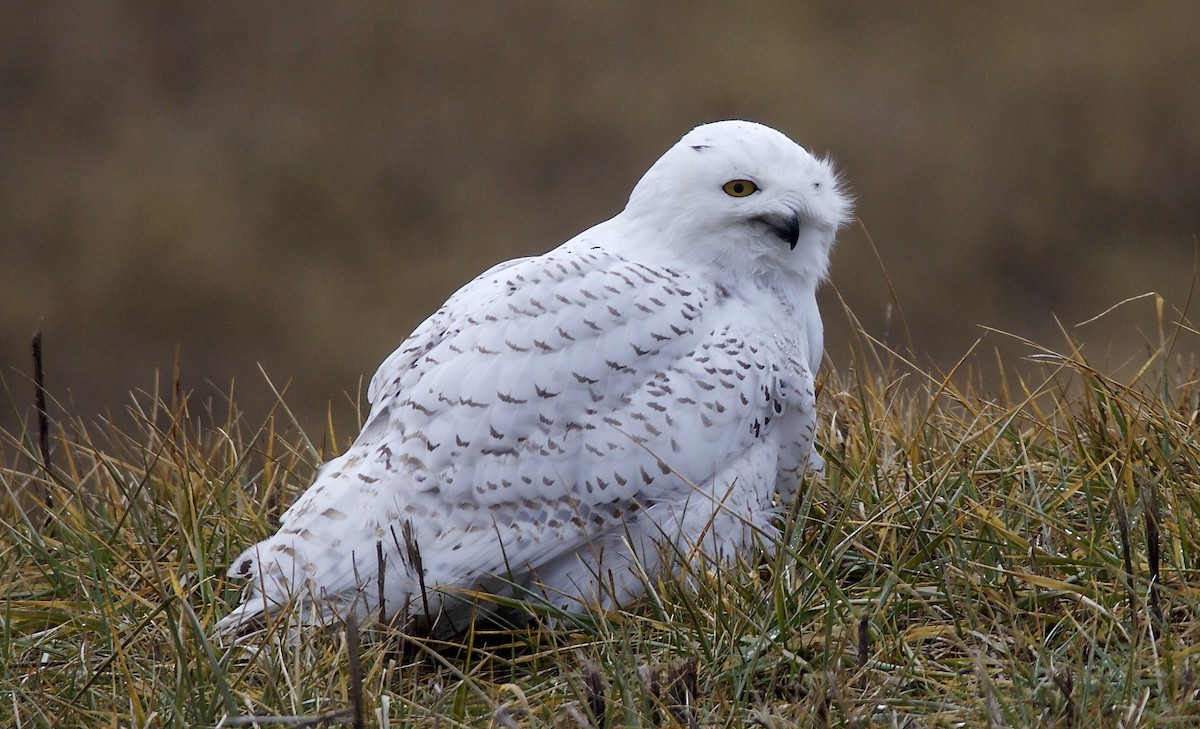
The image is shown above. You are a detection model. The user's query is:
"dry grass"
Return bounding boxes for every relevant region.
[4,299,1200,727]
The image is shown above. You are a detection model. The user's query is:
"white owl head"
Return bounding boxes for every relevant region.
[623,120,852,285]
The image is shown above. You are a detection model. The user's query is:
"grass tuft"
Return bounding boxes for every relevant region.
[4,298,1200,726]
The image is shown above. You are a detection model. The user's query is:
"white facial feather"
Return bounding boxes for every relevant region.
[621,120,851,283]
[218,121,852,636]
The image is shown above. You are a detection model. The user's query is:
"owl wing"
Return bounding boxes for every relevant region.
[222,245,815,630]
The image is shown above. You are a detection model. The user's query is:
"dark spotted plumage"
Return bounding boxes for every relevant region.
[218,120,851,634]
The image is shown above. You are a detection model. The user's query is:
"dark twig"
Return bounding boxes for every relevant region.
[377,541,387,626]
[345,613,364,729]
[858,614,869,666]
[1142,482,1164,636]
[1112,490,1140,634]
[32,330,51,474]
[399,521,431,623]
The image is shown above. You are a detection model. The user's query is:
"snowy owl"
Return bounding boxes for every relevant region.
[219,120,851,635]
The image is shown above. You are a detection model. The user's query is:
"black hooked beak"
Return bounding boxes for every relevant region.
[754,211,802,250]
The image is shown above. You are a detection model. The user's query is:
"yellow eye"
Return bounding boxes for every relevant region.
[722,179,758,197]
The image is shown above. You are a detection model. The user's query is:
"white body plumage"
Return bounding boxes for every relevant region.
[219,120,851,634]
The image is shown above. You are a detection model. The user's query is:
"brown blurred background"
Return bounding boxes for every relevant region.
[3,2,1199,436]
